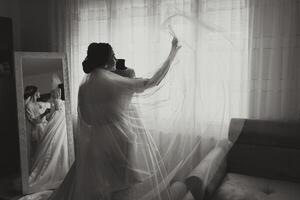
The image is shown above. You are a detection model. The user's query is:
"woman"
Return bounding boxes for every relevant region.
[24,86,51,146]
[48,36,180,200]
[24,86,70,192]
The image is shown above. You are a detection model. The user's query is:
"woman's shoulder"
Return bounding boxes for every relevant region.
[80,69,112,91]
[26,101,41,107]
[114,68,135,78]
[126,68,135,78]
[25,101,34,109]
[97,69,126,82]
[91,68,111,79]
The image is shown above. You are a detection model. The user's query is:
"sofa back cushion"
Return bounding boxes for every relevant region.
[227,119,300,183]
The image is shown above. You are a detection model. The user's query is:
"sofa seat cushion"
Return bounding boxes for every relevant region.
[212,173,300,200]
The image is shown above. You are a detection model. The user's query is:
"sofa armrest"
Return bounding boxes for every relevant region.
[185,139,231,200]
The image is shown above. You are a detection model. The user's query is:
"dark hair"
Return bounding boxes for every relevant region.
[82,43,113,74]
[116,59,127,70]
[24,85,38,100]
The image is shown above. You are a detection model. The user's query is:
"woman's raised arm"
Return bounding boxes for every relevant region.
[144,36,181,89]
[108,36,180,94]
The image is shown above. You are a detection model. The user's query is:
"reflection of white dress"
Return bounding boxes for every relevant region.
[28,99,70,192]
[20,69,182,200]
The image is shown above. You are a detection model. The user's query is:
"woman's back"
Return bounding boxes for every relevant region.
[42,39,180,200]
[78,69,134,126]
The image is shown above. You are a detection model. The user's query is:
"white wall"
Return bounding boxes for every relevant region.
[0,0,53,51]
[19,0,52,51]
[23,70,63,95]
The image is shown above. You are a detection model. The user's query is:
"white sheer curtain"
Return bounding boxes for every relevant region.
[44,0,300,198]
[47,1,251,189]
[248,0,300,120]
[47,0,300,172]
[50,0,250,139]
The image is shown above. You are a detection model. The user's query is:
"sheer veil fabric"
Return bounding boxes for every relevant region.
[29,99,69,192]
[18,1,252,200]
[46,68,184,200]
[19,0,300,199]
[19,100,70,200]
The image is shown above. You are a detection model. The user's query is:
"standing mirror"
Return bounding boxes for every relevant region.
[14,52,74,194]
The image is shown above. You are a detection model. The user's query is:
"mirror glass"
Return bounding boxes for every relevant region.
[14,52,74,194]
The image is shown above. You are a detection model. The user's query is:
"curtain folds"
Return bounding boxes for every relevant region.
[50,0,255,138]
[46,0,300,197]
[248,0,300,120]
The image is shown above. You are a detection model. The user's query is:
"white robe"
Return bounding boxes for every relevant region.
[28,99,70,192]
[47,69,180,200]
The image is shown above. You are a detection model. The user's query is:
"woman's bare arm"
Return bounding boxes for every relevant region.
[144,36,181,89]
[109,37,180,94]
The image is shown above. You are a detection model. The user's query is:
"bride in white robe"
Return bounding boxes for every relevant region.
[46,37,181,200]
[24,86,70,192]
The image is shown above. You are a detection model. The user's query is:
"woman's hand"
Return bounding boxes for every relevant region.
[143,35,182,90]
[172,36,179,48]
[41,108,51,119]
[170,36,181,61]
[51,88,61,100]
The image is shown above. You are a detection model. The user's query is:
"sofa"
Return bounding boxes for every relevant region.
[185,118,300,200]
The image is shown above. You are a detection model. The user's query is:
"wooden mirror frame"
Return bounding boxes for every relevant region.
[14,52,74,194]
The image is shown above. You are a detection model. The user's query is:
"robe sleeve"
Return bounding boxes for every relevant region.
[104,70,148,94]
[25,104,40,125]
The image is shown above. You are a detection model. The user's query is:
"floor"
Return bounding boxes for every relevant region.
[0,175,22,200]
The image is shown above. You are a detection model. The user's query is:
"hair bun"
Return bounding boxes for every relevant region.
[82,42,113,74]
[82,58,92,74]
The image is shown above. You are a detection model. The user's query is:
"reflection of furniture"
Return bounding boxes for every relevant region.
[186,118,300,200]
[58,83,65,100]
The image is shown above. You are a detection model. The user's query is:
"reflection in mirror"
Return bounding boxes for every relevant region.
[14,52,74,194]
